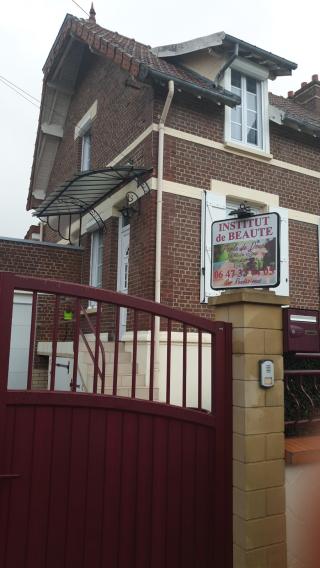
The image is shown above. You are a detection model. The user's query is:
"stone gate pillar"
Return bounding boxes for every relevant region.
[210,289,289,568]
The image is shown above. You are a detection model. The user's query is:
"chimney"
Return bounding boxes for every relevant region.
[292,74,320,114]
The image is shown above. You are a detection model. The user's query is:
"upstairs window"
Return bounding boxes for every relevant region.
[81,131,91,171]
[230,71,262,147]
[224,61,270,154]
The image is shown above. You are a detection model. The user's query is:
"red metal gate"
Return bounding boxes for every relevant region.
[0,273,232,568]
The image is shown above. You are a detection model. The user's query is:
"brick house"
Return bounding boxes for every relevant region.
[26,10,320,324]
[0,7,312,397]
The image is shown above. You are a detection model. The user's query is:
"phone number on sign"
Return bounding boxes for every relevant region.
[213,267,275,280]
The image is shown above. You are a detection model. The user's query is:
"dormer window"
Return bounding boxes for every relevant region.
[224,60,270,155]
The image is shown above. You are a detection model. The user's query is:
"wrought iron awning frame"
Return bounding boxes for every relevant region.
[33,166,152,245]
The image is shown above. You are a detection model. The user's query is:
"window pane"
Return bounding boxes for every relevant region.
[81,132,91,171]
[246,92,257,112]
[247,110,257,130]
[247,127,258,145]
[231,122,242,141]
[231,70,241,89]
[246,77,257,94]
[231,104,242,124]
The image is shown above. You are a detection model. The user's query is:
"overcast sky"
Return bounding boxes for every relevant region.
[1,0,318,238]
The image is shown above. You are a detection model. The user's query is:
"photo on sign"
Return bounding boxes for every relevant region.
[211,212,280,290]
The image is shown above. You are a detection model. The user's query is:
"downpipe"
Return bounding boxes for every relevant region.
[154,80,175,372]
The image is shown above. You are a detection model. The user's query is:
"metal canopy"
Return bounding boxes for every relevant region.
[33,166,152,218]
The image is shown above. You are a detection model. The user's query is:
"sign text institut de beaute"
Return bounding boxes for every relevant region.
[211,212,280,290]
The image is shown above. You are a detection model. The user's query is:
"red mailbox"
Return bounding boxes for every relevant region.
[283,308,319,353]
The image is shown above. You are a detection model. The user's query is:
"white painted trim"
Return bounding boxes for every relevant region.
[231,57,270,81]
[161,125,320,180]
[287,208,320,226]
[41,123,64,138]
[223,66,270,154]
[57,174,319,246]
[210,180,279,208]
[103,122,320,181]
[107,124,155,167]
[74,100,98,140]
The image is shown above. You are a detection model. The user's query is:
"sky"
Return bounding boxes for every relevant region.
[1,0,319,238]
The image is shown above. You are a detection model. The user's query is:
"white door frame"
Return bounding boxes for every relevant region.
[117,217,130,339]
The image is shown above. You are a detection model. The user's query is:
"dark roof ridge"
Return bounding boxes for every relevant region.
[269,92,320,124]
[42,14,240,108]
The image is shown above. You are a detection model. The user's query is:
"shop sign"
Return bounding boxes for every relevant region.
[211,212,280,290]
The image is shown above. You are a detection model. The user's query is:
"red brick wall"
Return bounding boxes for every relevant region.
[154,91,320,173]
[42,49,153,245]
[160,195,320,314]
[289,221,319,309]
[0,238,83,281]
[0,238,84,370]
[36,67,320,320]
[151,93,320,314]
[47,50,153,199]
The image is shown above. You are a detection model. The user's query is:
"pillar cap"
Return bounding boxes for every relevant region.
[209,288,290,307]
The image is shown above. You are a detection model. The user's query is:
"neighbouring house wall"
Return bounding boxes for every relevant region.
[0,238,83,281]
[0,238,84,386]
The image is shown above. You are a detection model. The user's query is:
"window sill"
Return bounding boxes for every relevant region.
[224,141,273,161]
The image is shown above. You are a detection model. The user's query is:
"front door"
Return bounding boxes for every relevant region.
[117,219,130,339]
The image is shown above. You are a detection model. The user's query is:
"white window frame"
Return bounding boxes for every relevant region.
[81,130,91,172]
[224,58,270,155]
[88,230,104,308]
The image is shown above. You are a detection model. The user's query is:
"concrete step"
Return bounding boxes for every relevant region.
[80,361,136,377]
[83,372,147,389]
[102,386,159,401]
[80,350,132,365]
[83,341,127,353]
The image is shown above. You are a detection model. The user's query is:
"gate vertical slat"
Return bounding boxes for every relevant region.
[166,319,172,404]
[134,414,153,568]
[118,413,139,567]
[0,273,14,393]
[150,417,168,568]
[82,409,107,567]
[24,407,54,568]
[45,407,73,568]
[198,330,202,409]
[166,420,182,567]
[71,299,81,392]
[27,291,38,390]
[180,422,197,568]
[64,408,90,567]
[131,311,138,398]
[101,411,123,567]
[113,306,120,395]
[4,406,35,568]
[149,315,155,401]
[50,296,60,391]
[182,324,187,407]
[93,301,101,394]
